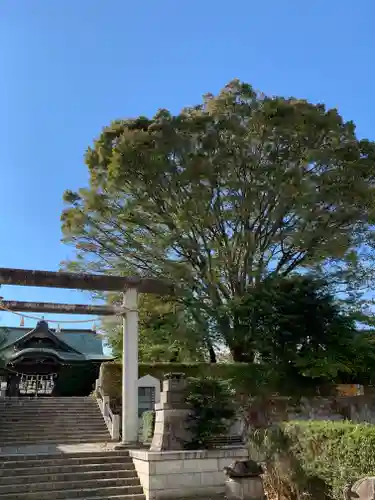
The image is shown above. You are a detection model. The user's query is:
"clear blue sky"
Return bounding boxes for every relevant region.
[0,0,373,329]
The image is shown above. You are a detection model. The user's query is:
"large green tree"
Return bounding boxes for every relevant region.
[103,293,209,362]
[230,275,365,378]
[61,80,375,361]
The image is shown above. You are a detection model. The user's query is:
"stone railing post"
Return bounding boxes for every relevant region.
[95,379,100,392]
[103,396,110,418]
[112,414,120,441]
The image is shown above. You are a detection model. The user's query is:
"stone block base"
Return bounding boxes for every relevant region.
[129,447,248,500]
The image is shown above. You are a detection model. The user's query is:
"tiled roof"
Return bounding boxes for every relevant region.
[0,325,113,362]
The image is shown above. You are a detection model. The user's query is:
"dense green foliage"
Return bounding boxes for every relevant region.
[100,362,337,404]
[231,275,367,377]
[104,275,372,378]
[61,79,375,363]
[100,275,375,385]
[185,377,236,449]
[249,421,375,500]
[102,293,209,362]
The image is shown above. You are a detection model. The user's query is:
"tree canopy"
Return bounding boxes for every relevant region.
[61,80,375,362]
[103,293,208,362]
[231,275,363,376]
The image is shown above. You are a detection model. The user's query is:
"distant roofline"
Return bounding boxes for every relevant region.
[0,326,97,334]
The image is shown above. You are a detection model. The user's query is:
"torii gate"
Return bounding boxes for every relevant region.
[0,267,175,445]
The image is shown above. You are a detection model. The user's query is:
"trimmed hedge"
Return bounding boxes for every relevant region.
[100,361,335,401]
[253,421,375,500]
[55,363,100,397]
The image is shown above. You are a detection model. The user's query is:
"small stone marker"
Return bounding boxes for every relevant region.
[344,477,375,499]
[224,459,266,500]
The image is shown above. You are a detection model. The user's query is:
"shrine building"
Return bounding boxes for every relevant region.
[0,320,113,397]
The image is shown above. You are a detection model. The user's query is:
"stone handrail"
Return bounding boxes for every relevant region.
[95,379,120,441]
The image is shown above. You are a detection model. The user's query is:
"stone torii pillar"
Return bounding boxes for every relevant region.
[120,287,139,445]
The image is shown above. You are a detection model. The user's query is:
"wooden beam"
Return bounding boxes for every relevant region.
[0,300,124,316]
[0,267,176,294]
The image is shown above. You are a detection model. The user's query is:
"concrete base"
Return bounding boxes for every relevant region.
[129,447,248,500]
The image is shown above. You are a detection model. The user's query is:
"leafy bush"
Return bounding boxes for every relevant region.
[249,421,375,500]
[185,376,236,449]
[142,410,155,443]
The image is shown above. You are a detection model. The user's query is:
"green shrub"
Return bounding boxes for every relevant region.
[185,376,236,449]
[142,410,155,443]
[249,421,375,500]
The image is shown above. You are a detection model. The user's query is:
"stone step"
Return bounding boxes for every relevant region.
[65,497,145,500]
[0,401,99,411]
[0,403,99,406]
[0,415,104,420]
[0,402,99,407]
[0,410,103,422]
[0,436,112,446]
[0,434,111,441]
[0,435,111,441]
[0,429,110,436]
[0,419,105,424]
[74,497,144,500]
[0,468,137,485]
[0,404,99,407]
[1,410,104,414]
[0,399,98,402]
[0,405,97,408]
[0,410,104,414]
[0,461,135,477]
[0,430,109,438]
[0,484,144,499]
[0,406,101,410]
[0,434,111,442]
[0,427,108,434]
[0,416,106,423]
[0,450,130,462]
[0,421,107,429]
[0,475,140,494]
[0,433,110,440]
[0,456,131,467]
[0,398,141,499]
[0,397,95,401]
[0,402,99,406]
[0,426,108,432]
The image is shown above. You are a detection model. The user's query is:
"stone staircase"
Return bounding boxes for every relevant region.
[0,449,144,499]
[0,397,145,499]
[0,397,111,446]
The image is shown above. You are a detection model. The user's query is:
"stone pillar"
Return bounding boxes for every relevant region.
[150,374,192,451]
[121,287,139,445]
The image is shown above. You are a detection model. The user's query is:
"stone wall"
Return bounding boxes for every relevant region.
[130,448,248,500]
[242,395,375,428]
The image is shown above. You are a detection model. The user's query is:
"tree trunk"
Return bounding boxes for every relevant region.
[208,345,217,363]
